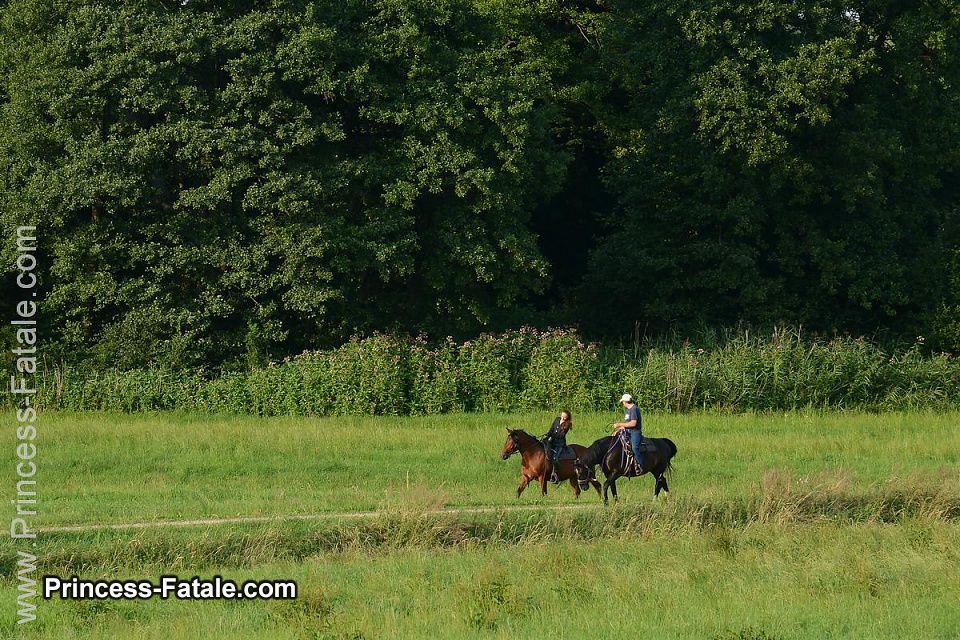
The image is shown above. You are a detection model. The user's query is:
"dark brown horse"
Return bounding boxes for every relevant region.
[500,429,602,499]
[574,433,677,504]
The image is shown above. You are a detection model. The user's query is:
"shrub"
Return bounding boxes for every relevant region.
[21,327,960,415]
[457,330,536,412]
[326,335,410,415]
[521,329,605,411]
[407,337,461,415]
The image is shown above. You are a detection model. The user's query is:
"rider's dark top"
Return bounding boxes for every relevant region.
[624,404,642,435]
[546,417,568,447]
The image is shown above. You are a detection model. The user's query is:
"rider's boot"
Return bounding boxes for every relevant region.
[550,453,560,483]
[634,452,644,475]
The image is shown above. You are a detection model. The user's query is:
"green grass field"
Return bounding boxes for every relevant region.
[2,411,959,638]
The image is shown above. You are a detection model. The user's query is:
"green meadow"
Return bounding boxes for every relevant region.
[2,411,959,638]
[13,411,960,525]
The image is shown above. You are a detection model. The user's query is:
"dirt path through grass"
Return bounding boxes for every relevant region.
[39,502,605,533]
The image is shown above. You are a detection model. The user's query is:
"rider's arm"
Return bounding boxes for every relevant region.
[616,406,639,429]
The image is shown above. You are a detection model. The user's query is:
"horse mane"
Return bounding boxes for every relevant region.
[509,429,540,447]
[579,435,615,468]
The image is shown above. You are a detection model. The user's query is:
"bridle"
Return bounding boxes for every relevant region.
[502,432,521,459]
[572,456,595,488]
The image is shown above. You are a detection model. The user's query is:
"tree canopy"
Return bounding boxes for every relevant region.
[574,0,960,339]
[1,0,958,369]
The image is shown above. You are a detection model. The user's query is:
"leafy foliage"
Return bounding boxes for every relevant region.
[573,0,960,337]
[1,0,958,368]
[24,328,960,414]
[0,0,569,368]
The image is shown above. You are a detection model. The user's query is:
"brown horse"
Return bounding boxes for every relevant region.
[574,433,677,504]
[500,429,602,499]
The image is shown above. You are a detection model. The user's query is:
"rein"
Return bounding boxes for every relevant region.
[607,431,629,469]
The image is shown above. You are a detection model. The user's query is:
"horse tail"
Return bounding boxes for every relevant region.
[662,438,677,477]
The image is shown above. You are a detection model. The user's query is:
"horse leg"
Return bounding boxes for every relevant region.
[569,477,581,499]
[516,475,530,499]
[539,473,548,496]
[590,478,602,498]
[603,472,620,505]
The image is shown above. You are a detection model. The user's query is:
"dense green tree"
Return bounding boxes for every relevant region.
[0,0,570,368]
[574,0,960,337]
[2,0,958,369]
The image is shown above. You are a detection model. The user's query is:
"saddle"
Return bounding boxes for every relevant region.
[619,432,657,468]
[555,445,577,461]
[545,441,577,484]
[637,439,658,453]
[542,435,576,461]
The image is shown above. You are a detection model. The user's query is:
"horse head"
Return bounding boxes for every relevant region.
[572,457,593,488]
[500,429,521,460]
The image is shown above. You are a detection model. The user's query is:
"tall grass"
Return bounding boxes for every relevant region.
[10,411,959,528]
[25,327,960,415]
[1,411,957,638]
[7,471,957,576]
[4,510,959,638]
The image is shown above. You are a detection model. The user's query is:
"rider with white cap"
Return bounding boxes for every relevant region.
[613,393,644,473]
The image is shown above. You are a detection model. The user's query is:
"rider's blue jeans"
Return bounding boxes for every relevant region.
[627,428,644,468]
[546,436,566,460]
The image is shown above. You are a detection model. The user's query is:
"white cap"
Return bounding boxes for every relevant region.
[620,393,633,403]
